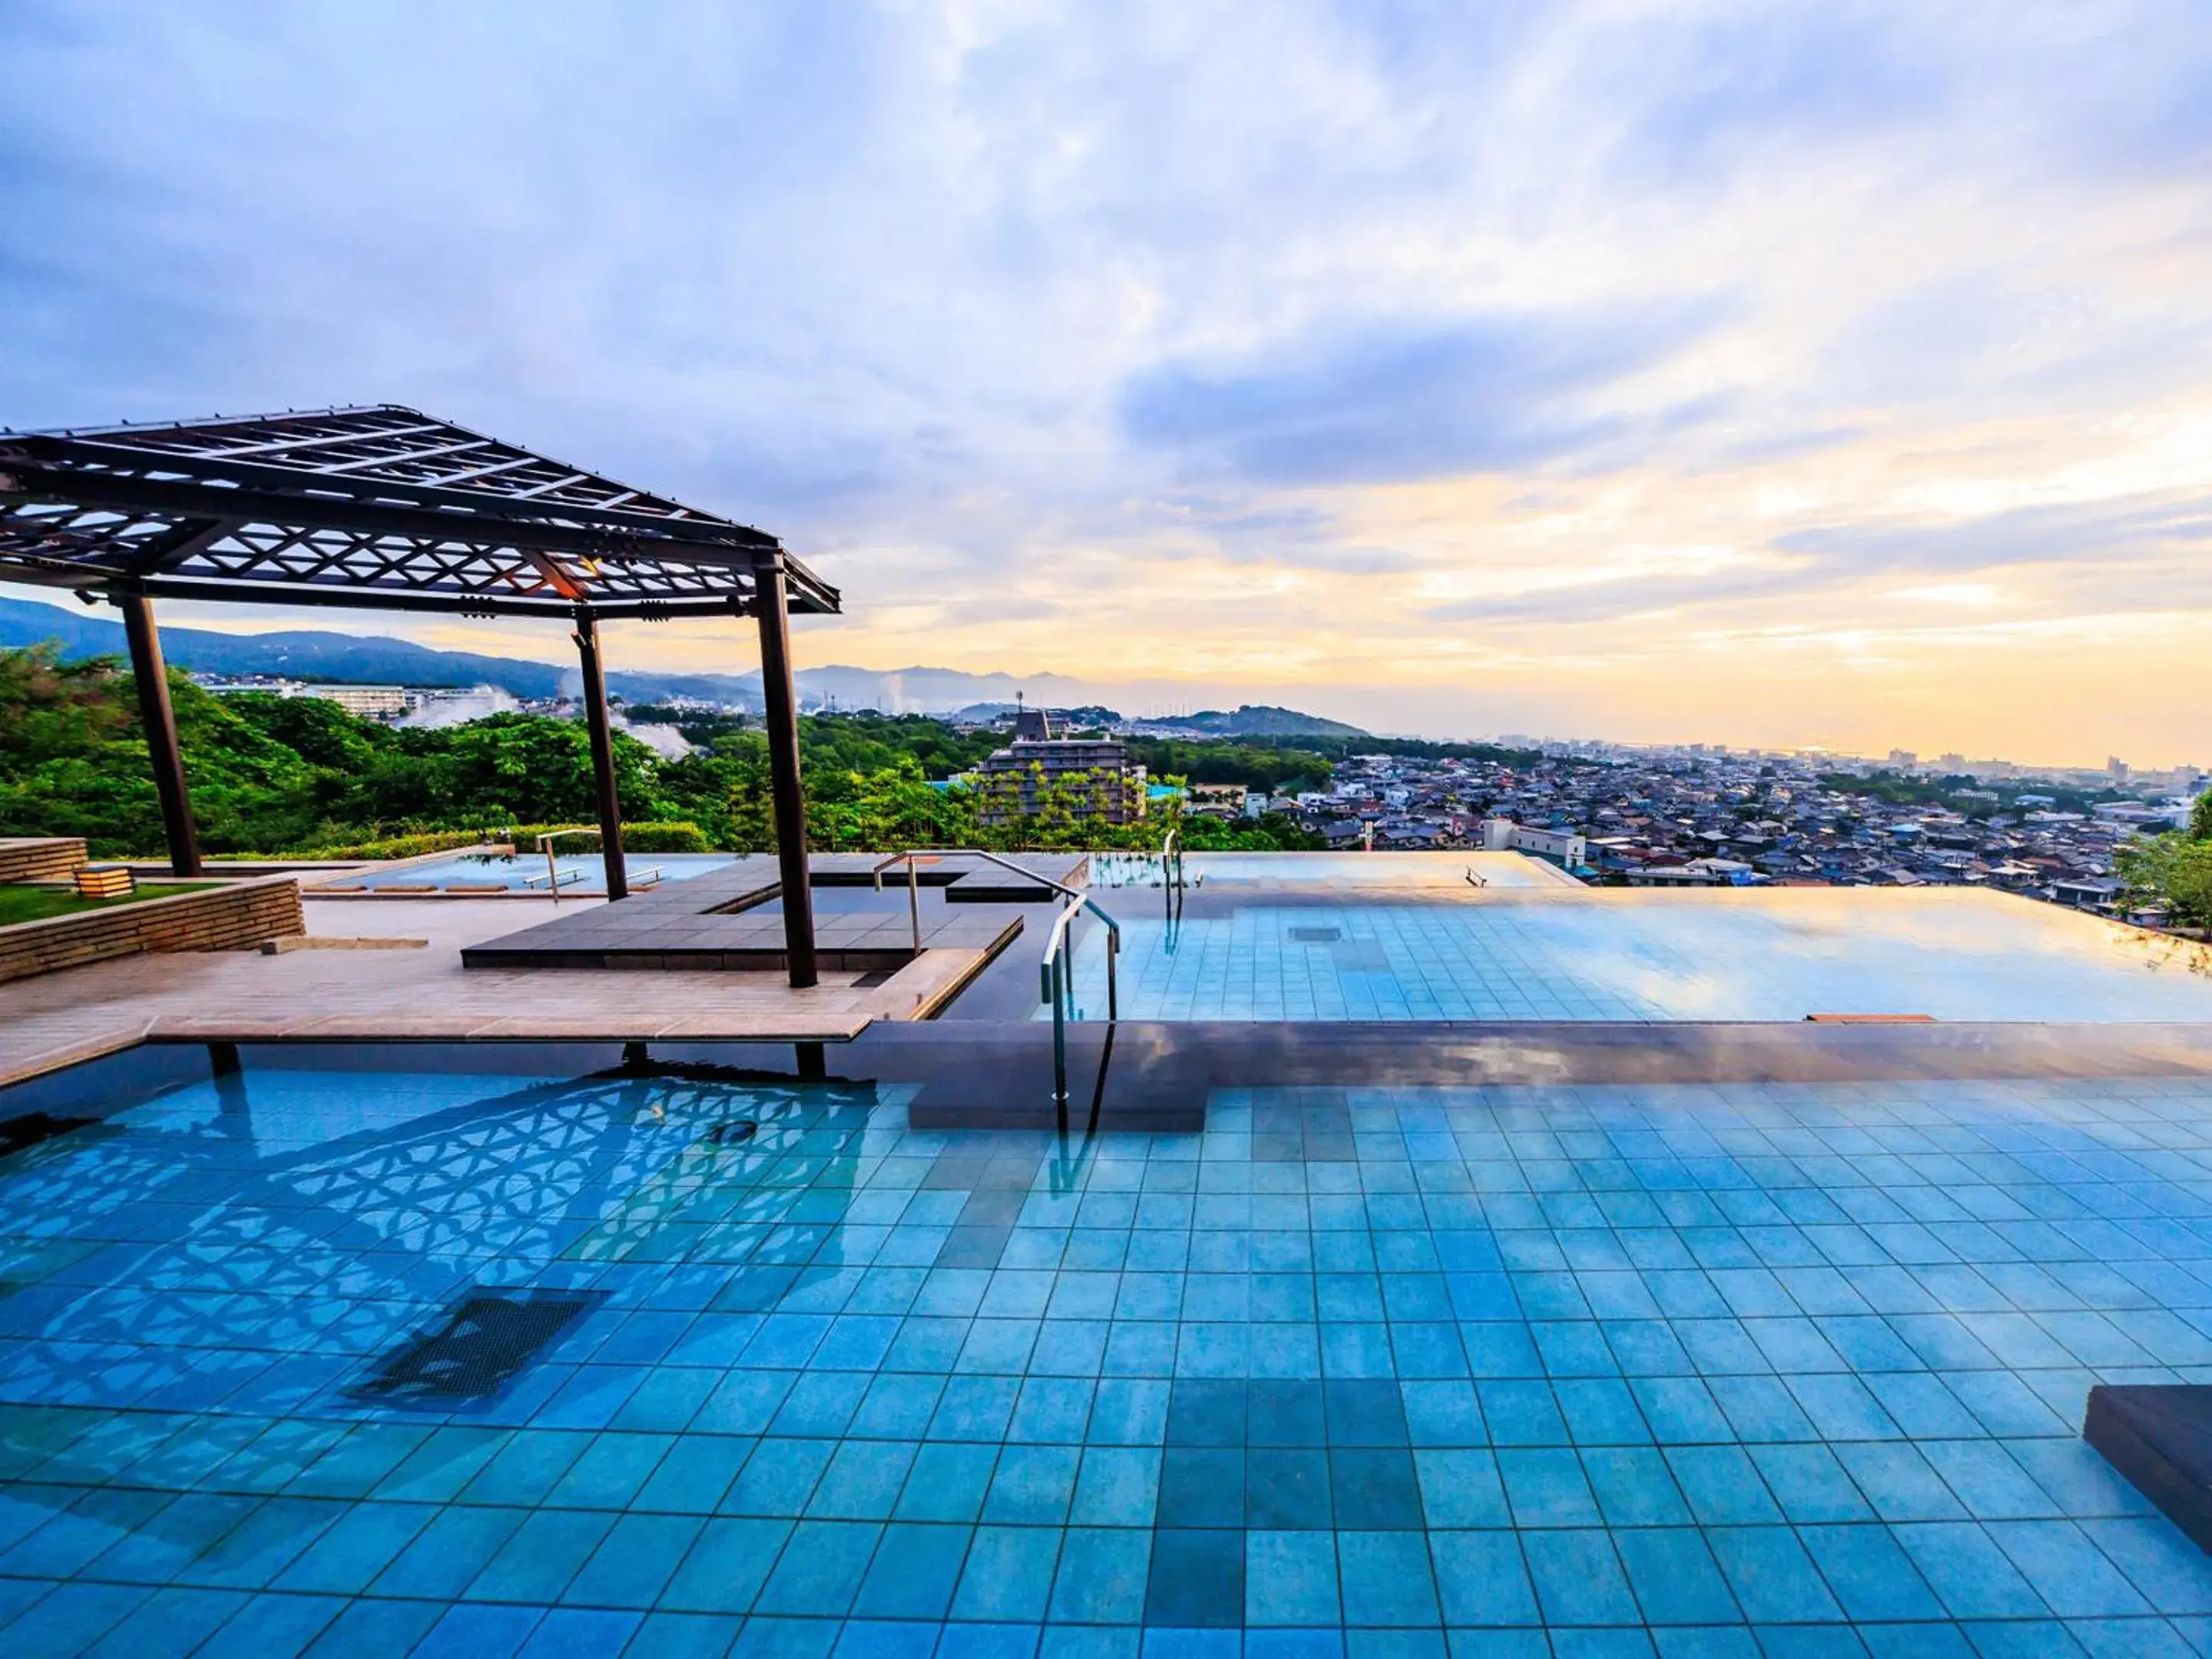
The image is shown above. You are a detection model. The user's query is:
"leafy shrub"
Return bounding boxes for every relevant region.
[296,829,507,861]
[302,820,710,859]
[528,820,711,854]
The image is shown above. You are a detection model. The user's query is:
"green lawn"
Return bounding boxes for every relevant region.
[0,882,217,927]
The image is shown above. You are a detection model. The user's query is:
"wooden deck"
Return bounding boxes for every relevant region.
[0,897,989,1089]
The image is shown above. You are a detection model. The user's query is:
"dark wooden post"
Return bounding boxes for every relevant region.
[114,590,203,877]
[571,606,628,901]
[754,555,818,988]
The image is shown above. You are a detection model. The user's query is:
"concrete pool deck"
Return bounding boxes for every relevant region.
[0,897,996,1088]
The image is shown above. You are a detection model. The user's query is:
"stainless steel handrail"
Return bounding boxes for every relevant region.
[536,827,601,905]
[1161,826,1184,889]
[870,846,1091,954]
[869,849,928,954]
[1041,890,1119,1111]
[870,846,1120,1109]
[882,846,1088,900]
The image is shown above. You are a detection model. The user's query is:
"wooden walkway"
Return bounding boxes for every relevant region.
[0,898,990,1088]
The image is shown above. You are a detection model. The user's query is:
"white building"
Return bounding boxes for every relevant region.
[200,677,416,719]
[1479,818,1587,867]
[2094,800,2190,829]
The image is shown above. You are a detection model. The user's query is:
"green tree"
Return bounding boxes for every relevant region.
[0,644,135,762]
[2119,832,2212,926]
[351,713,668,829]
[717,742,778,852]
[0,643,1330,858]
[806,759,977,852]
[0,651,334,853]
[1177,810,1327,851]
[1122,739,1330,795]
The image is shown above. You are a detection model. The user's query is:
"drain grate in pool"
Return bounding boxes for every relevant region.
[703,1118,758,1147]
[1288,927,1343,944]
[350,1290,604,1407]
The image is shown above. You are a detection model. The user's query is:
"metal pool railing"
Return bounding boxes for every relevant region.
[533,829,601,903]
[1041,889,1120,1111]
[528,830,661,898]
[872,847,1121,1110]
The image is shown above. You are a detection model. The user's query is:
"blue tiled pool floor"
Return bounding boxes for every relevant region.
[7,1059,2212,1655]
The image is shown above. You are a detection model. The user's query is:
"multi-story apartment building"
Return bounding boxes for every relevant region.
[974,703,1149,825]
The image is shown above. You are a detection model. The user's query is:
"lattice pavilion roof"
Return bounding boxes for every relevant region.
[0,404,838,619]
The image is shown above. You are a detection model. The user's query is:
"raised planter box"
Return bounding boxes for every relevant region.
[0,877,306,985]
[0,837,88,885]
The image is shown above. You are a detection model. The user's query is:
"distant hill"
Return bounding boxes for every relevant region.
[0,594,1366,735]
[1184,704,1368,740]
[0,594,1094,712]
[0,594,571,697]
[952,701,1125,727]
[0,592,743,704]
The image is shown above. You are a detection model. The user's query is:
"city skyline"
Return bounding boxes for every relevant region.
[5,3,2212,763]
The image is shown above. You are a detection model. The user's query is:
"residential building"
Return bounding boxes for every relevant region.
[199,677,416,719]
[1187,783,1247,819]
[1479,817,1588,867]
[974,702,1148,825]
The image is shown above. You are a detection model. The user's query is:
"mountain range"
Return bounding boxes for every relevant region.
[2,593,577,697]
[0,593,1366,737]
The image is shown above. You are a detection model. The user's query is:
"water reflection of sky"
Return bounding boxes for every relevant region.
[1088,853,1575,890]
[0,1062,891,1417]
[10,1054,2212,1647]
[336,853,739,892]
[1068,889,2212,1022]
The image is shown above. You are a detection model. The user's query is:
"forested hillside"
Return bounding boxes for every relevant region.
[0,644,1321,858]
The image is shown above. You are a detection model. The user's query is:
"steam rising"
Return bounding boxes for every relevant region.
[399,686,519,728]
[618,720,694,759]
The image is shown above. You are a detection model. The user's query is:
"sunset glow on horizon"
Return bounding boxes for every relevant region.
[5,2,2212,765]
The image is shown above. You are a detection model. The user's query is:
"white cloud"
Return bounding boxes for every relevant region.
[5,0,2212,760]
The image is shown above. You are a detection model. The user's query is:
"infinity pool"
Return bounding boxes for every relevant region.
[2,1046,2210,1654]
[1060,889,2212,1022]
[1088,854,1580,892]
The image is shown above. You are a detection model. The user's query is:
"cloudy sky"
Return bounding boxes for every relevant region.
[5,1,2212,763]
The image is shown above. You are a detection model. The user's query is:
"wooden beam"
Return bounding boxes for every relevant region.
[114,591,203,877]
[755,557,818,988]
[572,607,629,902]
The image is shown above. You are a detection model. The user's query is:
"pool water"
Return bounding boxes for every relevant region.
[328,853,737,894]
[3,1052,2212,1653]
[1088,854,1577,892]
[1059,889,2212,1023]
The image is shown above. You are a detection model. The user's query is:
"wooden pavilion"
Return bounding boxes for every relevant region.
[0,405,836,985]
